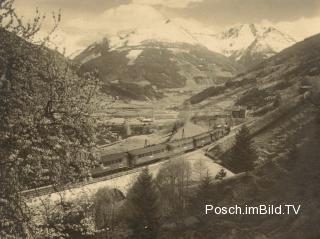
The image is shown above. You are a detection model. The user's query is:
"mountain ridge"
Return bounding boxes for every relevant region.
[189,32,320,107]
[195,23,296,68]
[75,41,243,100]
[73,22,297,100]
[73,22,296,70]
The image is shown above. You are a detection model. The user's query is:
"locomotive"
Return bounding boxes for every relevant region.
[90,125,230,178]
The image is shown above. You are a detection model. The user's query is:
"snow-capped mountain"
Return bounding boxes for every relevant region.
[73,20,297,100]
[196,23,297,68]
[75,40,242,100]
[74,22,296,69]
[46,2,296,68]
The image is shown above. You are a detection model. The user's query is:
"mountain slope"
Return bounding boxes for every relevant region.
[190,33,320,110]
[248,32,320,82]
[75,40,242,101]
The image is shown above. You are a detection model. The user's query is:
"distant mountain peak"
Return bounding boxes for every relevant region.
[248,23,258,36]
[207,23,297,68]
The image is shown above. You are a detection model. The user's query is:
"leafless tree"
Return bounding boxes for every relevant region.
[156,159,192,228]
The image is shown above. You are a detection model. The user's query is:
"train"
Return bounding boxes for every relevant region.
[90,125,230,178]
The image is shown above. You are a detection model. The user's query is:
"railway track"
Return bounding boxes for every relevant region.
[23,97,302,199]
[22,129,232,199]
[23,164,151,199]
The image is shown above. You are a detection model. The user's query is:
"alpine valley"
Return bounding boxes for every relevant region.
[73,21,296,101]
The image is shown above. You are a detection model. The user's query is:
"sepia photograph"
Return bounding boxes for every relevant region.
[1,0,320,238]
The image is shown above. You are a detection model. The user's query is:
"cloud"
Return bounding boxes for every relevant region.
[14,0,131,16]
[48,4,171,54]
[58,4,214,54]
[174,0,320,26]
[132,0,203,8]
[274,17,320,40]
[66,4,164,33]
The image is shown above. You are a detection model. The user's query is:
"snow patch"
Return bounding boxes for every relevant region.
[126,49,143,65]
[196,23,296,61]
[80,52,102,64]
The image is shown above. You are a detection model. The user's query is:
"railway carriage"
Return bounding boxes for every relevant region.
[210,130,220,141]
[100,152,130,168]
[129,143,169,166]
[168,137,195,154]
[193,132,212,148]
[212,126,227,139]
[91,125,230,178]
[92,152,130,177]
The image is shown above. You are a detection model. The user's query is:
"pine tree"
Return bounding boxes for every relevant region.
[126,168,160,239]
[197,173,213,205]
[189,172,223,230]
[215,169,227,180]
[230,125,257,173]
[189,173,214,217]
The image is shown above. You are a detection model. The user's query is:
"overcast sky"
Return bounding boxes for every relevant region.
[14,0,320,54]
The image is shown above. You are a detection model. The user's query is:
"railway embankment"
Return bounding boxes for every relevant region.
[206,96,302,159]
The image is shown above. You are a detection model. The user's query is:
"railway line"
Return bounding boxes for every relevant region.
[23,97,301,199]
[22,125,231,199]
